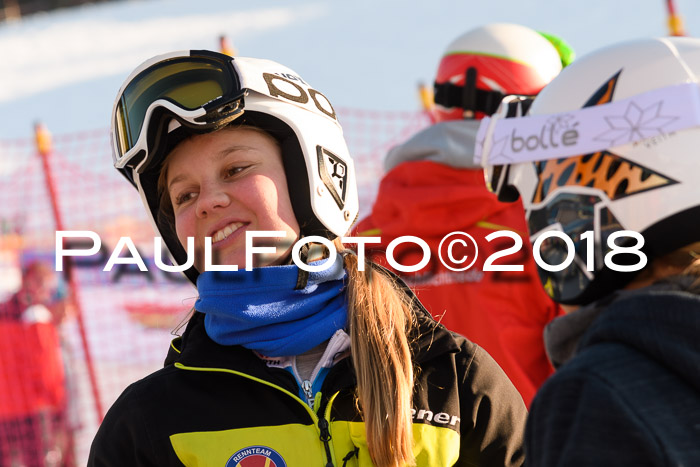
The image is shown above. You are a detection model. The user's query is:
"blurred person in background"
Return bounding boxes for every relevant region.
[0,261,75,467]
[355,23,570,406]
[481,36,700,465]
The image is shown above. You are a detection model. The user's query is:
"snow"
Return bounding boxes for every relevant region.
[1,0,698,141]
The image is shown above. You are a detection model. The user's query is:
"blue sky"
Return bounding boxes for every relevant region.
[1,0,699,140]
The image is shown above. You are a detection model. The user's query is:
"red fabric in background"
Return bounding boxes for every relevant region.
[355,161,563,406]
[0,296,65,418]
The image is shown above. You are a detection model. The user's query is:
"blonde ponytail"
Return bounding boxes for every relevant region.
[336,239,416,467]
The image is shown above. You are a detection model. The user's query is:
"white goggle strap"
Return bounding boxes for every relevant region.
[114,99,207,169]
[475,82,700,166]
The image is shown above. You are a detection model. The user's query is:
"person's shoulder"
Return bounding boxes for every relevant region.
[556,339,651,386]
[448,329,492,373]
[110,364,181,409]
[447,330,525,402]
[539,336,692,414]
[446,331,527,466]
[89,365,183,466]
[529,340,655,427]
[129,363,180,387]
[95,364,183,444]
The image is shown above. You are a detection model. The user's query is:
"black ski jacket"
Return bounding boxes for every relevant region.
[526,276,700,466]
[89,285,526,466]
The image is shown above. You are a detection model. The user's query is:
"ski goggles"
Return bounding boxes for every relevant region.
[112,50,244,172]
[477,81,700,203]
[527,190,626,302]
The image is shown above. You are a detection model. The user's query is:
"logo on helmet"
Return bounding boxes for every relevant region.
[510,114,580,153]
[317,146,348,209]
[263,72,337,121]
[532,70,678,203]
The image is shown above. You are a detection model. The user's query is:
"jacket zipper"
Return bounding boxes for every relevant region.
[318,417,333,467]
[302,379,314,406]
[174,362,338,466]
[318,391,340,467]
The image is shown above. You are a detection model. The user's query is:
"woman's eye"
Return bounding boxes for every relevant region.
[225,166,248,178]
[175,192,196,205]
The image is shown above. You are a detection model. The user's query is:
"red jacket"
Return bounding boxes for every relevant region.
[355,160,562,406]
[0,294,65,418]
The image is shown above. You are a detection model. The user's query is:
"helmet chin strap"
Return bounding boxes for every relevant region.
[462,67,478,119]
[292,233,343,290]
[294,238,310,290]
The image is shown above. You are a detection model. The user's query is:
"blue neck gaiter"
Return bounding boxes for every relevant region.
[196,256,348,357]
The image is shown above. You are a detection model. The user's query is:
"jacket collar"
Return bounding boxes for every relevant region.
[544,275,700,370]
[165,267,462,372]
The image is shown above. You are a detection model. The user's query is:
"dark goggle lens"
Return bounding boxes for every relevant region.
[115,56,233,160]
[528,193,624,303]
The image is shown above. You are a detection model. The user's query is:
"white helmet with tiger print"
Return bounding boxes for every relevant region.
[486,37,700,305]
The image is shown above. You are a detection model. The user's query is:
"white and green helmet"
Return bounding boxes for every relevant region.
[111,50,358,284]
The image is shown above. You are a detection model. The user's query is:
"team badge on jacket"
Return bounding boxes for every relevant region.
[226,446,287,467]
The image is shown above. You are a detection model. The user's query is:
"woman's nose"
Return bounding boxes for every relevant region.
[196,183,231,218]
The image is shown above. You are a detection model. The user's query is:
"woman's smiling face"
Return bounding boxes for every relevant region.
[165,126,300,270]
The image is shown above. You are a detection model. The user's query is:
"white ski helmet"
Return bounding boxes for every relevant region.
[433,23,566,122]
[481,37,700,304]
[110,50,359,284]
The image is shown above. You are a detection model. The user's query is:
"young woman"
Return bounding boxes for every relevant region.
[88,51,527,466]
[480,37,700,465]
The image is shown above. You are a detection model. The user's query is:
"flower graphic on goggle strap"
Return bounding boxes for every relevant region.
[594,100,678,146]
[486,133,513,164]
[477,129,512,164]
[546,113,577,133]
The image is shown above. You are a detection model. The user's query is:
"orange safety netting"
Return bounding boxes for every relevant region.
[0,108,429,465]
